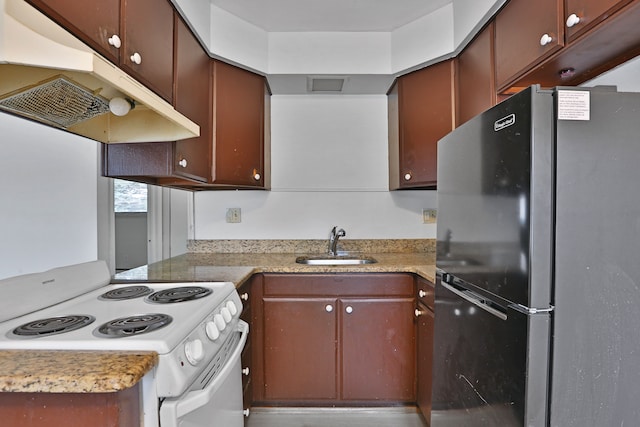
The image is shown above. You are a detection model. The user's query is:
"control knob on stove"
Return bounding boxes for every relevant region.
[226,300,238,316]
[214,313,226,330]
[205,320,220,341]
[185,339,205,365]
[221,307,232,323]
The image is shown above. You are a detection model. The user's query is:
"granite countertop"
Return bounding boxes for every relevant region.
[0,239,435,394]
[115,238,437,285]
[114,252,436,285]
[0,350,157,393]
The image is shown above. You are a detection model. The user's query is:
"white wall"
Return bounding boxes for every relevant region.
[391,4,454,72]
[193,95,437,240]
[0,113,98,279]
[583,55,640,91]
[452,0,507,48]
[210,5,269,72]
[205,1,505,78]
[268,32,391,75]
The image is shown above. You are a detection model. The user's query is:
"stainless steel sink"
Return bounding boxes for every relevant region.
[295,255,377,265]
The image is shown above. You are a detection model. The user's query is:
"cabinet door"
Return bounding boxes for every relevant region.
[495,0,563,90]
[564,0,632,41]
[26,0,120,63]
[456,23,496,126]
[390,60,453,189]
[173,15,211,183]
[262,297,337,401]
[121,0,174,102]
[212,61,266,187]
[340,298,416,401]
[416,302,434,422]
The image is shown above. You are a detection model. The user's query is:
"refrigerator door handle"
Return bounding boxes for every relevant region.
[508,303,555,315]
[441,281,507,321]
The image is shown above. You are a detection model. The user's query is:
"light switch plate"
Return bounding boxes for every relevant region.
[422,208,437,224]
[226,208,241,223]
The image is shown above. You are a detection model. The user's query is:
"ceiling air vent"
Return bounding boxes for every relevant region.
[308,76,348,93]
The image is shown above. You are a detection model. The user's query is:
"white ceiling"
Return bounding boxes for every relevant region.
[210,0,453,32]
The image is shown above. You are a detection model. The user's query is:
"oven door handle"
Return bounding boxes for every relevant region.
[167,320,249,418]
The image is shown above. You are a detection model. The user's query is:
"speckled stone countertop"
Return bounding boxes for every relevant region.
[1,239,434,394]
[0,350,157,393]
[115,239,437,284]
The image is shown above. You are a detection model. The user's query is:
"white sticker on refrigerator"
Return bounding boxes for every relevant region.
[557,90,590,120]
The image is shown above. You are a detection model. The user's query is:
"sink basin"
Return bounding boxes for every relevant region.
[295,255,377,265]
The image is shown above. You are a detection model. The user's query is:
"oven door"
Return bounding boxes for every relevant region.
[159,320,249,427]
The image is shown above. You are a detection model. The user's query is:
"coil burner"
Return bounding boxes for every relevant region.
[147,286,212,304]
[97,313,173,338]
[12,315,95,337]
[99,286,153,300]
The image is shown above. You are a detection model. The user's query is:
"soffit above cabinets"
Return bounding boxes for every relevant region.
[209,0,453,32]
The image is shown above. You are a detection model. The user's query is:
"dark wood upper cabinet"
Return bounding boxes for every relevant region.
[26,0,174,103]
[102,31,271,190]
[172,14,212,183]
[25,0,120,63]
[564,0,633,42]
[494,0,564,91]
[496,0,640,93]
[388,60,454,190]
[120,0,174,102]
[211,61,268,188]
[456,22,496,127]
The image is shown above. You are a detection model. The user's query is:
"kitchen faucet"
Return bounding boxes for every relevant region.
[328,226,346,256]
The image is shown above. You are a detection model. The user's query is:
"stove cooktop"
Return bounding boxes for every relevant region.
[0,282,237,354]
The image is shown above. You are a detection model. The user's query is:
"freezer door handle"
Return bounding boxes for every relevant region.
[508,303,554,315]
[441,281,507,320]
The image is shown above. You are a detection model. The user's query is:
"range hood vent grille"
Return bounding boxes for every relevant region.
[0,76,110,129]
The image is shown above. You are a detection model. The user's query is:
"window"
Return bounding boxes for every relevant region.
[114,180,147,213]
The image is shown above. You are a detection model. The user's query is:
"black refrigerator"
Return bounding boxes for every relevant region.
[432,85,640,427]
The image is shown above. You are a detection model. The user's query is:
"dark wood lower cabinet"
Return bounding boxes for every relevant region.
[255,273,416,406]
[263,297,338,401]
[0,384,140,427]
[341,298,415,401]
[416,277,436,425]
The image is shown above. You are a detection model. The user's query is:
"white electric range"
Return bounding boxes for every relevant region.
[0,260,248,427]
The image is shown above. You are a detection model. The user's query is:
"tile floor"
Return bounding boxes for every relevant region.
[246,407,428,427]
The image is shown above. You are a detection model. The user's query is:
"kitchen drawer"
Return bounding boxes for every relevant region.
[263,274,414,297]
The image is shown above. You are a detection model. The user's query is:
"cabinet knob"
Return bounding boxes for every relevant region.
[418,289,427,298]
[130,52,142,65]
[242,367,250,376]
[415,308,425,317]
[404,173,412,181]
[539,33,553,46]
[178,158,188,168]
[345,306,353,314]
[252,168,261,181]
[325,304,333,313]
[566,13,581,28]
[108,34,121,49]
[241,292,249,301]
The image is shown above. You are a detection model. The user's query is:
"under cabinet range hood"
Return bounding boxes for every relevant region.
[0,0,199,143]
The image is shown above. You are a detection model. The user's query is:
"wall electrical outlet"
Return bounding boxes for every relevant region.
[226,208,241,223]
[422,208,437,224]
